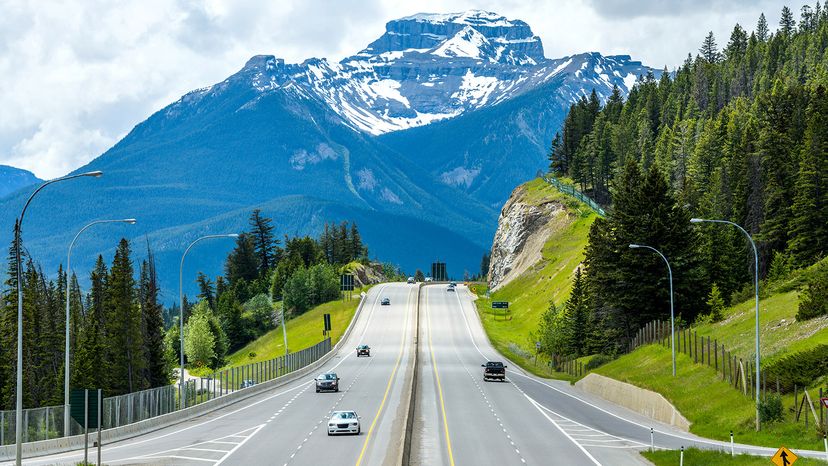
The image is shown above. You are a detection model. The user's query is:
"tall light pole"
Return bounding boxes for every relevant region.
[64,218,136,436]
[629,244,676,376]
[14,170,102,465]
[691,218,760,431]
[179,233,238,409]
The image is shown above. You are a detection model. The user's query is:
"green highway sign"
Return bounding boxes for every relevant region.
[70,388,101,429]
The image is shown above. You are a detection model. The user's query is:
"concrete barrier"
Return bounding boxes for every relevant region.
[1,290,373,462]
[575,373,691,431]
[399,282,422,465]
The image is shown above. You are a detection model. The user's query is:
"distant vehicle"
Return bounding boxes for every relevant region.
[356,344,371,357]
[315,372,340,392]
[240,380,256,389]
[450,282,457,287]
[424,277,433,282]
[446,284,455,292]
[327,410,361,435]
[407,277,415,284]
[381,297,390,305]
[481,361,507,381]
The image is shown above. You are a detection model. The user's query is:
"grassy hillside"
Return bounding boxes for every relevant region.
[474,178,597,377]
[221,291,365,369]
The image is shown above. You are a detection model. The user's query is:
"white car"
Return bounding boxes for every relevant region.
[327,410,361,435]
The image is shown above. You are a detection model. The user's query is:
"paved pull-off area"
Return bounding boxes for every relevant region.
[8,283,826,465]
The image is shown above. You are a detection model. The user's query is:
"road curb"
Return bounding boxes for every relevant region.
[2,290,373,462]
[400,282,422,465]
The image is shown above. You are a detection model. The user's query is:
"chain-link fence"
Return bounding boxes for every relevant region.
[542,175,607,217]
[0,337,334,445]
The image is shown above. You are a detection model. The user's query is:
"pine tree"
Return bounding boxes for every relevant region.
[196,272,215,310]
[224,233,259,285]
[564,268,589,357]
[106,239,144,394]
[548,132,563,173]
[700,31,721,63]
[350,222,364,261]
[249,209,278,274]
[789,85,828,265]
[139,245,168,388]
[725,24,748,61]
[780,6,796,36]
[756,13,769,41]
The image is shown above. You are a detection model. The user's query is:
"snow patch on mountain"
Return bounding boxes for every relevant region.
[440,166,481,188]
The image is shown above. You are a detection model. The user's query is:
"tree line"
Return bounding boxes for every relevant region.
[539,4,828,358]
[165,211,370,370]
[0,238,167,408]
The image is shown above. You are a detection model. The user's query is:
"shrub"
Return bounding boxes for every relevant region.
[764,345,828,390]
[585,354,615,370]
[797,261,828,320]
[758,394,783,423]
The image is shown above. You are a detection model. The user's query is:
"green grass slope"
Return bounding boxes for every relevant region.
[474,178,597,377]
[222,292,364,369]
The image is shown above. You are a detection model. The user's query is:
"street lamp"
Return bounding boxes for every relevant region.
[690,218,760,431]
[179,233,238,409]
[14,170,102,465]
[629,244,676,376]
[63,218,136,436]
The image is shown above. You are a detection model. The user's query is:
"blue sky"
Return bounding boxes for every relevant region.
[0,0,807,179]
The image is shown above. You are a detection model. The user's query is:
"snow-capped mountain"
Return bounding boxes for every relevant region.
[183,10,653,136]
[0,10,657,301]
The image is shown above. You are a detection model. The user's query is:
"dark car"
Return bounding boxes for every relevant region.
[356,345,371,357]
[481,361,507,381]
[381,297,390,305]
[446,284,455,292]
[315,372,340,392]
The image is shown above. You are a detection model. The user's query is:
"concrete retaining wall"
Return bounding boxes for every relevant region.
[575,373,691,431]
[1,291,372,462]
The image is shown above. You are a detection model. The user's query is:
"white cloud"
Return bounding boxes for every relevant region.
[0,0,811,178]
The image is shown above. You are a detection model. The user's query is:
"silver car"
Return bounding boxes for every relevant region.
[327,410,361,435]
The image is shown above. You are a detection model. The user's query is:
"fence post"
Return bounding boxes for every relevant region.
[714,340,718,371]
[693,331,698,364]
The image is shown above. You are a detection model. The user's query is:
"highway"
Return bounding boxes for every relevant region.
[13,283,416,466]
[9,282,826,465]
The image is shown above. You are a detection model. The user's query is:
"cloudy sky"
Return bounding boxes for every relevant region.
[0,0,807,179]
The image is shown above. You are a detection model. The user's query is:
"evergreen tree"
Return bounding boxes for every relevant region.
[548,132,564,173]
[756,13,769,41]
[249,209,279,274]
[196,272,215,310]
[563,268,589,356]
[700,31,721,63]
[224,233,259,285]
[780,6,796,36]
[139,246,168,388]
[414,269,425,282]
[350,222,364,261]
[106,239,144,394]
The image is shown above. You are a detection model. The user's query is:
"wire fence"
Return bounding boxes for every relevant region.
[553,319,826,433]
[0,337,333,446]
[541,174,607,217]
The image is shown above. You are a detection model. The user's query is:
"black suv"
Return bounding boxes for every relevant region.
[315,372,340,392]
[482,361,507,381]
[356,345,371,357]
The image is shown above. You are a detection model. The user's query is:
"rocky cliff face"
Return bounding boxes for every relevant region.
[488,183,567,290]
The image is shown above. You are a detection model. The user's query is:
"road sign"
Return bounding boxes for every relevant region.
[340,274,355,291]
[771,446,797,466]
[492,301,509,309]
[535,341,541,350]
[821,397,828,409]
[70,388,100,429]
[431,262,447,281]
[323,313,331,332]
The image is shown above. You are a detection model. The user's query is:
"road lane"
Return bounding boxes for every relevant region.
[12,283,417,466]
[414,285,612,465]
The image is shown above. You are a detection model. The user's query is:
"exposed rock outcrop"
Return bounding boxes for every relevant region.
[488,183,567,290]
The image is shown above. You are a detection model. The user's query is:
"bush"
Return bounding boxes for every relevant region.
[758,394,783,423]
[764,345,828,390]
[585,354,615,370]
[797,261,828,320]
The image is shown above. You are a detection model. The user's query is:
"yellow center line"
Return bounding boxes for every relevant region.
[355,286,413,466]
[425,287,455,466]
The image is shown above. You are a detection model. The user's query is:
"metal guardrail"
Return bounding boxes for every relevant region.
[542,175,607,217]
[0,338,333,446]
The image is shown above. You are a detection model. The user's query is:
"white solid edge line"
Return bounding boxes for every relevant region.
[215,424,267,466]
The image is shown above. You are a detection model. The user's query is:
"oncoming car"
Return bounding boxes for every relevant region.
[381,297,390,305]
[327,410,360,435]
[315,372,339,392]
[356,344,371,357]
